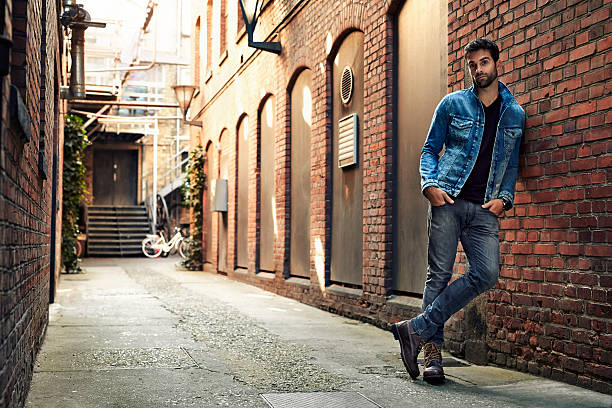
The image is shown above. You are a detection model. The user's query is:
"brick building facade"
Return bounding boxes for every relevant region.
[0,0,65,406]
[190,0,610,393]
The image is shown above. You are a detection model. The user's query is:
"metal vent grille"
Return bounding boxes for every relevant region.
[261,392,381,408]
[338,113,358,168]
[340,66,354,104]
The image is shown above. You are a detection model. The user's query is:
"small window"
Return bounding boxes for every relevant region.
[206,0,213,72]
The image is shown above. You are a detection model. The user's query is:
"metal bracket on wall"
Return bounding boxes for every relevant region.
[9,85,32,143]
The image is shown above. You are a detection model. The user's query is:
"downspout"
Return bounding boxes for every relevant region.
[69,24,86,98]
[60,0,106,99]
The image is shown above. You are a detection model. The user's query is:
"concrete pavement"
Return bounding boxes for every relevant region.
[26,258,612,408]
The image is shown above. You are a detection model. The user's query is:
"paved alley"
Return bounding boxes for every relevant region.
[25,258,612,408]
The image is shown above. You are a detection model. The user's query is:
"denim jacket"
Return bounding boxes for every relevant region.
[420,81,525,208]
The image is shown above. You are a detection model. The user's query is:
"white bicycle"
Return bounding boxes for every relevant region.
[142,227,189,258]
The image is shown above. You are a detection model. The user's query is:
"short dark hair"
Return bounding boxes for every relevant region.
[464,38,500,62]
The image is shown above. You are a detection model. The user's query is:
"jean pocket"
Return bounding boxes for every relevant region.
[431,202,449,208]
[482,206,500,218]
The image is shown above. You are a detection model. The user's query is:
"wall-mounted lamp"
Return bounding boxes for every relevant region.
[239,0,281,55]
[172,85,202,127]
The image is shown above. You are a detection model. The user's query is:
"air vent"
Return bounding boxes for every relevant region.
[340,66,354,104]
[338,113,358,168]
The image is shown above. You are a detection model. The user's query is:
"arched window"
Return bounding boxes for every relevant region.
[236,0,245,36]
[205,142,215,265]
[393,0,447,295]
[220,0,227,57]
[218,129,229,271]
[289,69,312,278]
[259,95,275,272]
[236,115,249,268]
[194,17,201,85]
[205,0,213,72]
[330,31,364,287]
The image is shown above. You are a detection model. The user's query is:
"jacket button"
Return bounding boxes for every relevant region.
[468,155,473,159]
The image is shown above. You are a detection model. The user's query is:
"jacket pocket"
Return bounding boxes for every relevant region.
[448,117,473,146]
[503,127,521,153]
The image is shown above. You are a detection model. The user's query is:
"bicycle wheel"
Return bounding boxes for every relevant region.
[142,237,162,258]
[178,238,189,259]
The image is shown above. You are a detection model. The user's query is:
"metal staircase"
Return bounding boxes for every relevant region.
[86,205,151,256]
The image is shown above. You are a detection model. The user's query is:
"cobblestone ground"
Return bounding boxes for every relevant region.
[25,258,612,408]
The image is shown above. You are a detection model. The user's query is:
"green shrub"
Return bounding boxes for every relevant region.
[181,144,206,270]
[61,114,88,273]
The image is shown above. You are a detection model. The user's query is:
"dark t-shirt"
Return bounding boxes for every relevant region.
[458,95,502,204]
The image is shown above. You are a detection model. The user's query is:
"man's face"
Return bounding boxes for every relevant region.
[466,49,498,89]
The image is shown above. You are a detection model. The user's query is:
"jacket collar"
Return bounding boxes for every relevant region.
[469,80,515,108]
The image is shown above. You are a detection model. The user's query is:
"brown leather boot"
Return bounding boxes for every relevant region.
[422,342,445,384]
[391,321,422,379]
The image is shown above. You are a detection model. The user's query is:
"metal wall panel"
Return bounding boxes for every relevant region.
[331,31,364,286]
[290,70,312,278]
[205,144,214,263]
[218,130,229,272]
[393,0,448,294]
[237,117,249,268]
[259,96,275,272]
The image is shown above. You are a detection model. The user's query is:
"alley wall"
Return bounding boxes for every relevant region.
[0,0,65,406]
[190,0,610,394]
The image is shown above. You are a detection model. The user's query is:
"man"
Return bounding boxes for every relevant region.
[391,38,525,384]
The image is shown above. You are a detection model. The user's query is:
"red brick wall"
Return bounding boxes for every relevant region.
[191,0,610,394]
[0,0,64,405]
[446,0,611,394]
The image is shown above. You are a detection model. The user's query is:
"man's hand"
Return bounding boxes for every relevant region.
[482,199,504,217]
[424,186,454,207]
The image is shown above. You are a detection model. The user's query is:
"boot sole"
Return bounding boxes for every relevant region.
[423,373,445,385]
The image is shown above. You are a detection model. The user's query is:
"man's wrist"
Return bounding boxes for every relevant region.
[500,197,512,211]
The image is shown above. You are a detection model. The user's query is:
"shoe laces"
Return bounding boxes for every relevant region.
[423,342,442,368]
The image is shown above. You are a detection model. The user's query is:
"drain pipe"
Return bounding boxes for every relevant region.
[70,23,86,98]
[60,0,106,99]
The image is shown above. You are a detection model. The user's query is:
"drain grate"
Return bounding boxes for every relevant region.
[260,392,381,408]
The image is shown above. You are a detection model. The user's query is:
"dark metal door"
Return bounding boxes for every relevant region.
[259,96,275,272]
[237,117,249,268]
[205,144,214,264]
[290,70,312,278]
[93,149,138,205]
[393,0,448,294]
[218,130,229,272]
[331,31,364,286]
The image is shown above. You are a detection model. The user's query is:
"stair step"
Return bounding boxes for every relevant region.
[88,239,143,245]
[88,251,143,257]
[89,214,148,222]
[89,222,149,229]
[88,233,146,239]
[85,205,151,257]
[88,209,147,215]
[88,242,143,247]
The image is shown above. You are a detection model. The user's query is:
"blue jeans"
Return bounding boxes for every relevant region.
[411,199,500,346]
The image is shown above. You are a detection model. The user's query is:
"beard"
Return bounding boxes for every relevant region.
[473,68,498,89]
